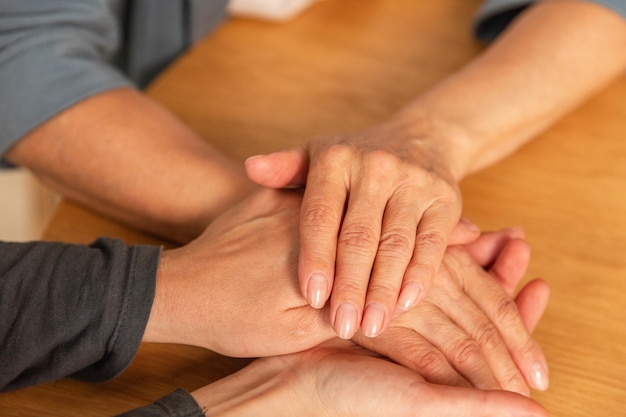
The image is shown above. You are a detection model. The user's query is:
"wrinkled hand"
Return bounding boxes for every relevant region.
[356,229,550,395]
[145,189,548,396]
[245,121,470,338]
[190,339,548,417]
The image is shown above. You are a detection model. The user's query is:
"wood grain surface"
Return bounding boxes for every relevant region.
[3,1,626,415]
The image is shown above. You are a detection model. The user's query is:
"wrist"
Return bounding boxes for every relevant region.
[190,357,296,417]
[386,105,475,181]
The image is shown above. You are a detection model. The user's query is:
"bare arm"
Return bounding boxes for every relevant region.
[245,0,626,338]
[398,0,626,178]
[4,88,255,242]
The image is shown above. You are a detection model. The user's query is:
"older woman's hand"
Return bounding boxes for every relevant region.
[245,118,472,339]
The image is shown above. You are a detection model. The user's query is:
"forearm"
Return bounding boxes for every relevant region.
[0,239,158,391]
[394,0,626,179]
[4,88,255,242]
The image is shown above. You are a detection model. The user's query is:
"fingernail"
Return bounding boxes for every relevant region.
[530,362,549,391]
[306,273,328,309]
[334,303,358,339]
[245,155,264,163]
[397,281,422,311]
[362,303,386,337]
[460,216,480,233]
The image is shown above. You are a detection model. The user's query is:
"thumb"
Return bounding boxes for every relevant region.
[421,385,548,417]
[245,148,309,188]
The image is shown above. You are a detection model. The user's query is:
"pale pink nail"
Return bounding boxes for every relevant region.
[334,303,358,339]
[397,281,422,311]
[306,273,328,309]
[362,303,386,337]
[530,362,549,391]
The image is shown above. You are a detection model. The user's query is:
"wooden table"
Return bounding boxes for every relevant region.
[3,0,626,415]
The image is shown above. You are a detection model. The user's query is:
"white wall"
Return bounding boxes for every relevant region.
[0,170,58,241]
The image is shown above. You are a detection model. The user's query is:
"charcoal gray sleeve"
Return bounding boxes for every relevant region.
[116,389,205,417]
[0,0,133,166]
[0,238,160,392]
[474,0,626,41]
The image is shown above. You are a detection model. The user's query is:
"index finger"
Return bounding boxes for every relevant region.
[298,159,346,309]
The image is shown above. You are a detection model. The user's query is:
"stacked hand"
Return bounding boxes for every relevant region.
[190,339,548,417]
[144,189,549,396]
[245,119,470,338]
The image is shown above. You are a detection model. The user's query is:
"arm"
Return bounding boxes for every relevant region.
[0,2,254,243]
[245,0,626,337]
[401,0,626,176]
[0,239,159,392]
[5,88,255,243]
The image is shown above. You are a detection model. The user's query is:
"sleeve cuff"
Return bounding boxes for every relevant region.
[116,389,205,417]
[72,243,161,382]
[474,0,626,42]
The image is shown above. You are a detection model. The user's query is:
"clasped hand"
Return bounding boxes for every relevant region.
[144,189,549,397]
[245,119,470,339]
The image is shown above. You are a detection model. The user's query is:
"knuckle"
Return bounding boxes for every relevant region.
[451,338,482,367]
[415,230,447,253]
[367,281,401,301]
[473,322,502,350]
[493,297,521,325]
[319,143,355,167]
[333,277,367,296]
[338,223,380,253]
[302,199,340,230]
[365,150,401,172]
[501,372,529,395]
[436,182,460,202]
[412,348,447,374]
[378,228,414,259]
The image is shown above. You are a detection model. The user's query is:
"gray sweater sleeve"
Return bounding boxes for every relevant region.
[474,0,626,41]
[0,238,159,392]
[116,389,205,417]
[0,0,133,165]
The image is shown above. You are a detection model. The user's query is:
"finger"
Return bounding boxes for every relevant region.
[244,148,309,188]
[463,227,526,268]
[362,190,419,337]
[448,217,481,245]
[404,302,501,390]
[352,327,471,388]
[515,278,550,333]
[427,267,530,395]
[454,250,550,392]
[330,174,389,339]
[401,202,458,308]
[416,384,548,417]
[489,238,531,297]
[298,159,347,310]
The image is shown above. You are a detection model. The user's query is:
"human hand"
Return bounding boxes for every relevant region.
[144,188,548,395]
[190,339,548,417]
[354,229,550,395]
[245,120,472,338]
[143,189,335,357]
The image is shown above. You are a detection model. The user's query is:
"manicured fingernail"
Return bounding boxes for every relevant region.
[460,216,480,233]
[306,273,328,309]
[397,281,422,311]
[530,362,549,391]
[334,303,358,339]
[362,303,386,337]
